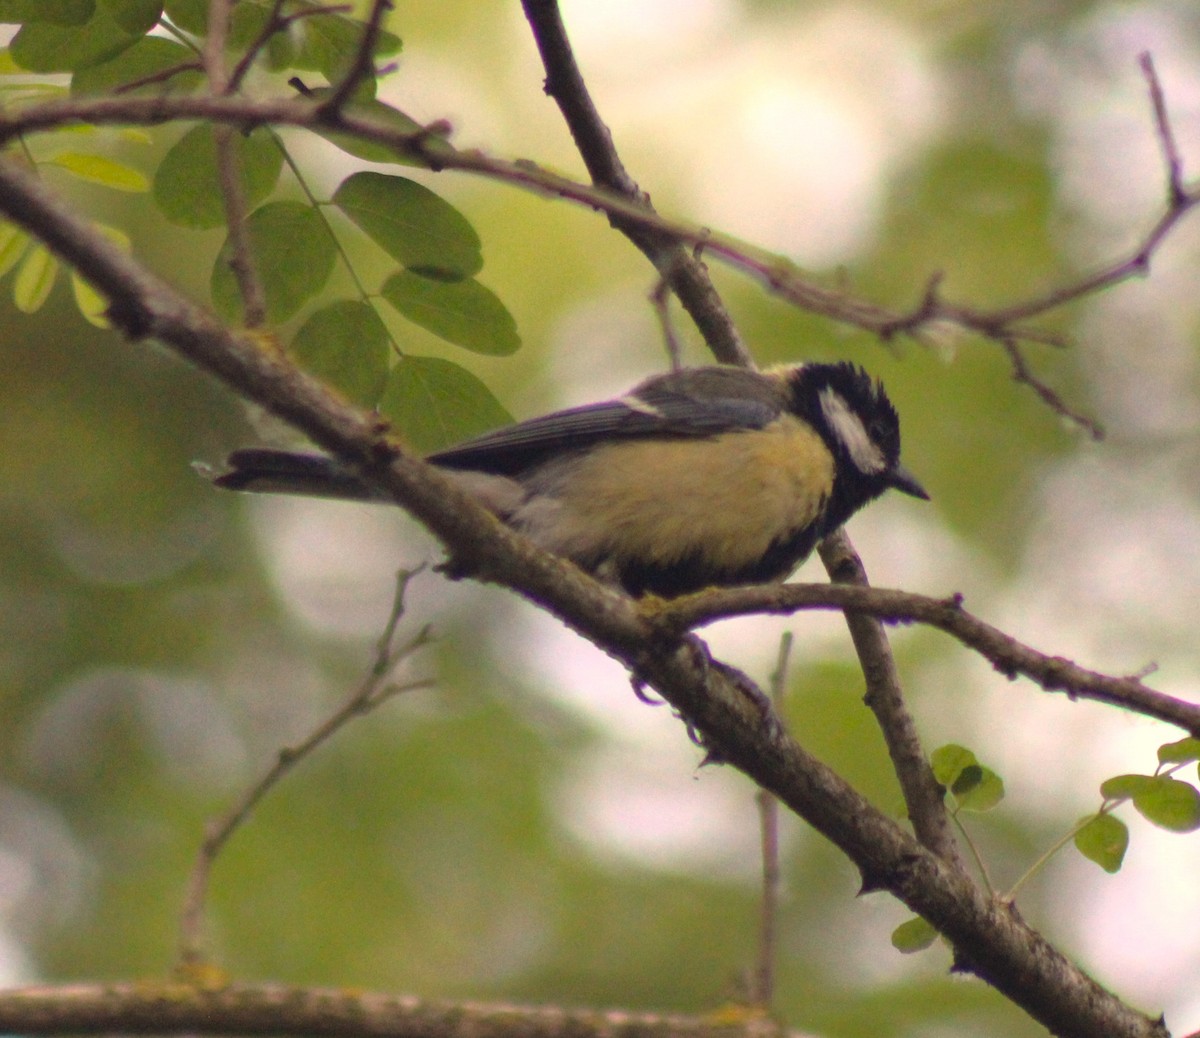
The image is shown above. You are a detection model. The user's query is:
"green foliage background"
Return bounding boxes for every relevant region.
[2,2,1200,1038]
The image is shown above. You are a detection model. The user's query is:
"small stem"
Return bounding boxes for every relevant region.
[752,631,792,1009]
[178,567,432,965]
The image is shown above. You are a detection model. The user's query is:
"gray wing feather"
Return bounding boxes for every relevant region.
[427,368,783,475]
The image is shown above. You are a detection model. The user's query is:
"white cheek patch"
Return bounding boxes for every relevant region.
[819,388,886,475]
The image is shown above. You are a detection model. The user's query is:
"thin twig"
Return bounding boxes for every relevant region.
[228,3,356,94]
[752,632,792,1009]
[653,579,1200,736]
[519,0,752,367]
[817,531,964,869]
[1140,52,1187,207]
[317,0,393,115]
[113,60,205,95]
[0,981,793,1038]
[213,124,267,326]
[1001,339,1105,439]
[203,0,268,328]
[178,567,434,965]
[650,275,685,371]
[0,89,1196,376]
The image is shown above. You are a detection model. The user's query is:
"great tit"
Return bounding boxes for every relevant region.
[214,362,927,597]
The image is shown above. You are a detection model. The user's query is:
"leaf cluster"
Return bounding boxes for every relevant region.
[0,0,521,450]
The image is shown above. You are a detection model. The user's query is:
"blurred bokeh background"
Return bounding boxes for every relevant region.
[3,1,1200,1036]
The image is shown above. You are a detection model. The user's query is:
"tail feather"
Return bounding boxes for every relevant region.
[212,449,387,502]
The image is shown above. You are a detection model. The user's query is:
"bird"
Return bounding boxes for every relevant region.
[213,362,928,597]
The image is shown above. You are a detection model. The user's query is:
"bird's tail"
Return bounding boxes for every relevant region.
[207,448,389,502]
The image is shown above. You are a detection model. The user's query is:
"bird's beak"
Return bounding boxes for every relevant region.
[888,463,930,500]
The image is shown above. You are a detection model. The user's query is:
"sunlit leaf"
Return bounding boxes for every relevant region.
[69,223,129,327]
[1074,814,1128,874]
[1131,776,1200,833]
[290,300,389,407]
[378,355,511,454]
[0,221,30,279]
[71,271,109,326]
[1157,737,1200,766]
[153,125,283,229]
[48,151,148,191]
[13,243,58,312]
[211,201,336,324]
[891,916,937,953]
[333,171,481,280]
[930,744,977,788]
[382,271,519,355]
[953,767,1004,812]
[1099,774,1157,801]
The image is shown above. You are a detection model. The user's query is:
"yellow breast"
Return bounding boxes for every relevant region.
[517,414,835,572]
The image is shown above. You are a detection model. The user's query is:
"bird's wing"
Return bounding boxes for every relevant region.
[427,371,782,475]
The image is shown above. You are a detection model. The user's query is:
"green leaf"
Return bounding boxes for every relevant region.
[68,221,127,326]
[1131,776,1200,833]
[10,0,151,71]
[290,300,389,407]
[1158,737,1200,766]
[48,151,148,191]
[333,171,482,280]
[211,201,336,324]
[930,744,978,788]
[1099,773,1158,801]
[382,271,520,356]
[1074,814,1129,873]
[953,767,1004,812]
[72,36,199,95]
[313,96,455,166]
[378,355,511,454]
[0,222,30,279]
[71,270,109,326]
[13,243,58,312]
[101,0,162,36]
[161,0,204,32]
[162,0,275,45]
[891,916,937,953]
[949,763,982,797]
[153,125,283,229]
[0,0,93,24]
[293,10,401,88]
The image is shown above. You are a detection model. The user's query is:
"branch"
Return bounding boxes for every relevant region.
[519,0,751,367]
[318,0,393,115]
[751,633,790,1009]
[0,153,1168,1038]
[0,982,789,1038]
[178,568,432,965]
[204,0,267,327]
[0,90,1194,371]
[654,581,1200,735]
[818,532,964,868]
